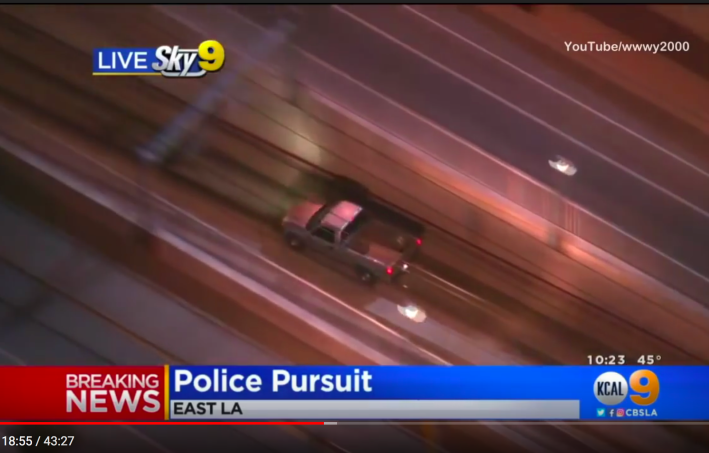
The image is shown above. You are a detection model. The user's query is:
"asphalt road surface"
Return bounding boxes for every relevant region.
[232,5,709,279]
[1,5,708,362]
[0,77,699,368]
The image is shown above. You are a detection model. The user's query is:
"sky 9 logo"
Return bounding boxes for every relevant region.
[594,370,659,406]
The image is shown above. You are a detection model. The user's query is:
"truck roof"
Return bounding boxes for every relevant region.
[321,201,363,231]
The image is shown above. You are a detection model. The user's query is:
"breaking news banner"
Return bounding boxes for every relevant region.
[0,366,707,422]
[0,366,164,421]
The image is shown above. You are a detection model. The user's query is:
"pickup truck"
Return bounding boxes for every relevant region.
[282,199,423,284]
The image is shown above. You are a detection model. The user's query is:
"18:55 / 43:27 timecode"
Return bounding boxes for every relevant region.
[2,436,75,447]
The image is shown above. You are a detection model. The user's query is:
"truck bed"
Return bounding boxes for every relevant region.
[359,199,425,238]
[357,219,410,250]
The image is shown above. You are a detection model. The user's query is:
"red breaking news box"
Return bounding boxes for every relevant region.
[0,366,166,421]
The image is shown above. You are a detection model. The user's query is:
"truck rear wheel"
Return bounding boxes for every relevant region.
[356,268,376,286]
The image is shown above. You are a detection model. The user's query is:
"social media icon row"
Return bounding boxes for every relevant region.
[597,408,658,417]
[597,408,626,417]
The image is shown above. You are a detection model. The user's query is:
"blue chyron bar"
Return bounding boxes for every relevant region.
[163,366,709,421]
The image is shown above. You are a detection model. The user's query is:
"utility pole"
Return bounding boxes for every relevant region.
[549,188,565,251]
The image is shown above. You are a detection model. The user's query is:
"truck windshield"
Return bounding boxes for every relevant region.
[306,203,333,231]
[313,226,336,243]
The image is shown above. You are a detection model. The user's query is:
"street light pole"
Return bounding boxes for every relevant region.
[133,17,298,238]
[550,187,565,251]
[548,156,577,251]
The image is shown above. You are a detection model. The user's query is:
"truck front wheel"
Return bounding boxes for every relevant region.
[285,234,304,250]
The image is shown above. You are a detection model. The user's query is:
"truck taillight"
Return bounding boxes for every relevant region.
[416,238,422,246]
[386,267,393,275]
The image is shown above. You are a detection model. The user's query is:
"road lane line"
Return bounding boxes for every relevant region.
[333,6,709,222]
[403,5,709,180]
[0,344,24,364]
[416,267,491,305]
[414,267,510,319]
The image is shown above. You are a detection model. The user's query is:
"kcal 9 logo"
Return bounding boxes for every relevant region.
[593,370,659,406]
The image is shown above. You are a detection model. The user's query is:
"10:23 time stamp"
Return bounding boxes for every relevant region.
[587,355,662,365]
[2,436,75,447]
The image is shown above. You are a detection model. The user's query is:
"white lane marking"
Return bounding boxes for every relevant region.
[417,267,487,303]
[0,345,24,364]
[403,5,709,180]
[414,267,508,318]
[333,6,709,222]
[166,8,709,287]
